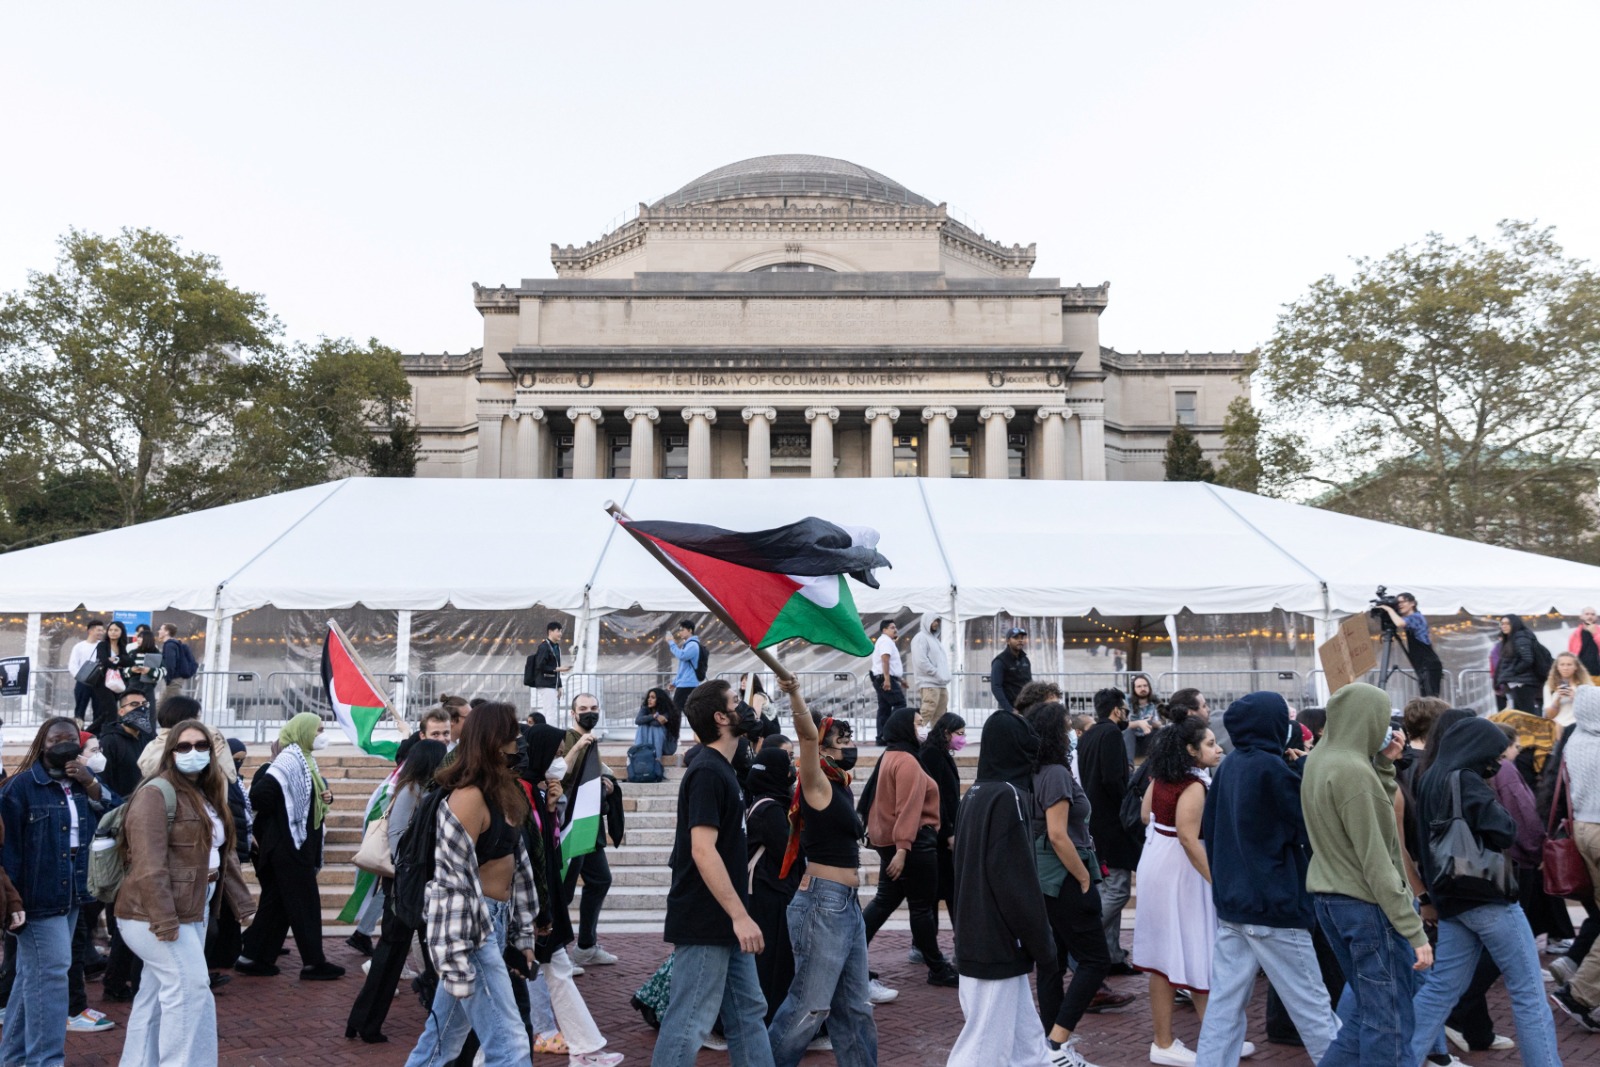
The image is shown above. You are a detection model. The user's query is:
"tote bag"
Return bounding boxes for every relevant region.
[1544,762,1593,899]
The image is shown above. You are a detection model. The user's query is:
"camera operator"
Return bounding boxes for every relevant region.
[1377,592,1443,698]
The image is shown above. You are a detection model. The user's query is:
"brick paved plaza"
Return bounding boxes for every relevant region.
[44,931,1600,1066]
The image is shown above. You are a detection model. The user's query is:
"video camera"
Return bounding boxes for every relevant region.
[1370,585,1401,633]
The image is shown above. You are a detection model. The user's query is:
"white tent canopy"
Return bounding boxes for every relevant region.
[3,477,1599,620]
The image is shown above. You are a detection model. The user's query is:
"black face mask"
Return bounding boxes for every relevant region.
[45,742,82,769]
[834,747,858,772]
[577,712,600,732]
[732,702,762,737]
[505,751,522,770]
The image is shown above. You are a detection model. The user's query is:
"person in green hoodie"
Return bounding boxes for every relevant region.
[1301,682,1432,1065]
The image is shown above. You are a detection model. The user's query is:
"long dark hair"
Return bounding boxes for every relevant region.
[642,687,672,713]
[1025,702,1071,772]
[20,716,79,770]
[1146,715,1211,784]
[135,628,158,655]
[922,712,966,758]
[103,620,128,656]
[159,720,237,858]
[1158,688,1204,725]
[1128,673,1159,709]
[434,702,528,821]
[397,739,448,793]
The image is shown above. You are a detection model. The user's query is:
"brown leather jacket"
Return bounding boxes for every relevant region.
[114,772,255,937]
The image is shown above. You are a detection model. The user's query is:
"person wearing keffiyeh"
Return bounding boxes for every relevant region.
[236,713,345,980]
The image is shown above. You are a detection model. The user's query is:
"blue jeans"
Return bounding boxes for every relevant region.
[525,970,556,1034]
[1411,901,1561,1067]
[1314,893,1417,1067]
[769,878,877,1067]
[119,917,215,1067]
[0,908,74,1067]
[403,899,529,1067]
[1196,921,1339,1066]
[651,943,774,1067]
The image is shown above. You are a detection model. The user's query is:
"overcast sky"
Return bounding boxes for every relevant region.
[4,1,1596,357]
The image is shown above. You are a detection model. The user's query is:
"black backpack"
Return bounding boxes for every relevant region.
[172,641,198,680]
[393,787,449,929]
[694,640,710,682]
[1120,760,1152,837]
[627,743,664,783]
[1530,638,1555,684]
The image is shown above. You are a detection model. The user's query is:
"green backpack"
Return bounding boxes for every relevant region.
[87,778,178,904]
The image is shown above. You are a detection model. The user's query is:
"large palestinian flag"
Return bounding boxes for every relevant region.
[560,742,603,877]
[321,623,400,760]
[617,516,888,657]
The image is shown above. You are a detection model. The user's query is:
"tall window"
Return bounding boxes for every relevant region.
[1175,391,1198,427]
[893,434,919,477]
[663,433,688,479]
[554,435,574,479]
[950,433,973,478]
[1007,433,1028,479]
[608,435,631,478]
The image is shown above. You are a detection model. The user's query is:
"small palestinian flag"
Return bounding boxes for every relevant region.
[322,622,399,760]
[560,742,603,877]
[617,516,887,657]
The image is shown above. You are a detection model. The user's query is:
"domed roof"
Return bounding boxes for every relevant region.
[654,154,935,209]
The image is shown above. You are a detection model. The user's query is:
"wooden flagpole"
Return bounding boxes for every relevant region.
[605,502,795,684]
[327,617,409,736]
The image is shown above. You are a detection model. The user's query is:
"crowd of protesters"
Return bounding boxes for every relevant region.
[11,610,1600,1067]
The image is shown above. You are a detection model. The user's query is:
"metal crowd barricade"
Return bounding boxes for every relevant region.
[1155,670,1306,712]
[1453,669,1498,715]
[192,671,265,727]
[718,669,877,741]
[596,672,676,735]
[950,670,1131,725]
[1304,667,1454,708]
[264,671,330,723]
[1,667,73,724]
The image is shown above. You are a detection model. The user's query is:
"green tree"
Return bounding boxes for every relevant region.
[0,228,412,549]
[1246,220,1600,560]
[1163,423,1215,482]
[368,418,420,477]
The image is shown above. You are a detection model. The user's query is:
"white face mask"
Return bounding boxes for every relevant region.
[915,726,929,743]
[546,757,568,783]
[85,751,107,774]
[311,735,329,751]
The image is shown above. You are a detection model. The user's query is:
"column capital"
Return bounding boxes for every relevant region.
[514,405,546,421]
[921,406,958,423]
[978,406,1016,422]
[680,406,718,424]
[623,406,660,423]
[741,406,777,423]
[566,406,602,422]
[805,406,840,424]
[1035,405,1073,422]
[863,406,900,423]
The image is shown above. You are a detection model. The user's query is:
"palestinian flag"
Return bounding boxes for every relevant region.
[322,622,399,760]
[618,516,886,657]
[560,742,603,877]
[338,774,395,923]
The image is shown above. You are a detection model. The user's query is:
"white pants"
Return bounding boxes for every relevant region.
[119,919,217,1067]
[946,974,1052,1067]
[546,947,606,1055]
[532,688,559,721]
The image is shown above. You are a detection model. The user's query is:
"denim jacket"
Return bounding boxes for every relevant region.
[0,762,121,917]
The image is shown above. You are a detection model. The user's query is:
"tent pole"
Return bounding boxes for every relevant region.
[395,610,412,722]
[22,612,40,722]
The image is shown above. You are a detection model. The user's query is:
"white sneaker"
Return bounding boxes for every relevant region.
[1149,1038,1197,1066]
[806,1034,833,1052]
[66,1011,116,1033]
[867,978,899,1004]
[1447,1026,1514,1052]
[702,1032,728,1050]
[1240,1041,1256,1058]
[570,1054,625,1067]
[570,944,619,966]
[361,959,372,975]
[1051,1044,1100,1067]
[570,963,585,976]
[1546,938,1575,955]
[400,965,418,980]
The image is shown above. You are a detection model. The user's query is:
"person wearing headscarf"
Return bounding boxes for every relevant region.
[946,708,1057,1067]
[744,748,801,1023]
[1415,717,1561,1065]
[236,713,344,980]
[860,707,956,986]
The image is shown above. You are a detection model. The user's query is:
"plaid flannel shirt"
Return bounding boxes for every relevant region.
[425,797,539,999]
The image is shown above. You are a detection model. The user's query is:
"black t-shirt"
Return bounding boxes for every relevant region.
[664,747,747,946]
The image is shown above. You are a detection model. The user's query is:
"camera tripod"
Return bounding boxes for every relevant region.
[1374,620,1408,691]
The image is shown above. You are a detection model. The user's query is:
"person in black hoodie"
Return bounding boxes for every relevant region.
[744,749,802,1024]
[1412,716,1562,1066]
[947,708,1057,1067]
[918,712,966,936]
[1078,687,1140,975]
[1193,692,1338,1065]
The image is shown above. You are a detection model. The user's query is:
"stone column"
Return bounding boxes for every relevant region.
[625,406,659,478]
[806,406,839,478]
[681,407,717,479]
[921,406,957,478]
[512,407,544,478]
[864,407,900,478]
[1034,406,1071,480]
[476,412,504,478]
[979,406,1014,479]
[567,406,602,479]
[1079,402,1107,481]
[742,407,776,479]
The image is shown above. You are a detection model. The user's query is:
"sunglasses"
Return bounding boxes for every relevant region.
[172,741,208,754]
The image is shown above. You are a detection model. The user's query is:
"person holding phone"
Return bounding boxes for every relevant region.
[1544,652,1592,729]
